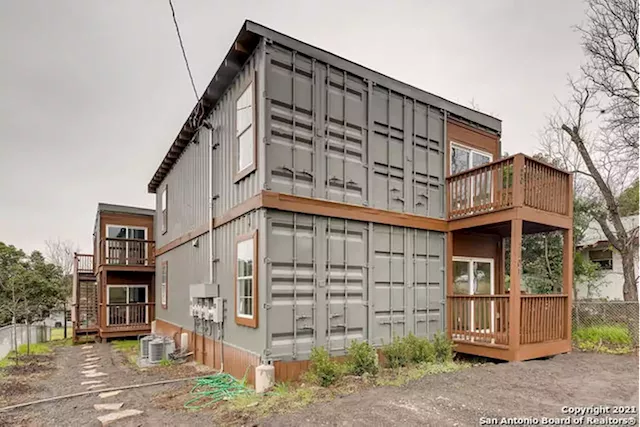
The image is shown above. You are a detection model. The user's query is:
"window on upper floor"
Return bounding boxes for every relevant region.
[235,231,258,328]
[235,81,255,180]
[161,185,168,235]
[450,143,492,175]
[589,249,613,270]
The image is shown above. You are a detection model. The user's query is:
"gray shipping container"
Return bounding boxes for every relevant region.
[265,210,444,362]
[264,42,446,218]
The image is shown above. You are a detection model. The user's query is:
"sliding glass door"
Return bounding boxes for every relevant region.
[107,285,148,326]
[453,257,495,336]
[106,225,147,265]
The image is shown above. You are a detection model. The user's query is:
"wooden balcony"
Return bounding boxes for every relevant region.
[447,154,572,230]
[74,253,95,275]
[448,293,571,361]
[100,303,154,338]
[98,238,155,271]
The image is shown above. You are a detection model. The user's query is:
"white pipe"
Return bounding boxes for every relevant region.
[206,122,223,373]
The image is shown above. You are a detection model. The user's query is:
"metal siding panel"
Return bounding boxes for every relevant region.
[210,47,264,218]
[265,42,445,219]
[264,210,444,361]
[156,232,210,329]
[156,130,210,248]
[213,210,265,355]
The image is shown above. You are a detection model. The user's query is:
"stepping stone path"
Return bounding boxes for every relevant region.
[77,345,143,425]
[94,403,124,411]
[97,409,143,426]
[98,391,122,399]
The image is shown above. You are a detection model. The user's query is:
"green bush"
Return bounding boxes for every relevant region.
[307,347,342,387]
[381,335,410,369]
[403,334,435,364]
[346,340,378,376]
[432,332,454,363]
[574,325,633,354]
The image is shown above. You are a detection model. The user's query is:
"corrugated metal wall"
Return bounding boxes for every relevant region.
[209,44,265,218]
[155,129,210,248]
[264,42,445,218]
[156,232,210,328]
[264,210,444,362]
[212,210,266,355]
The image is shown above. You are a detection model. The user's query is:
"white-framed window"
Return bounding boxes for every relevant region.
[105,225,148,265]
[161,186,168,234]
[450,143,494,210]
[236,82,255,174]
[236,232,257,327]
[450,143,493,175]
[106,285,148,326]
[161,261,168,308]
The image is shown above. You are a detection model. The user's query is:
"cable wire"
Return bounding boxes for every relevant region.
[168,0,198,101]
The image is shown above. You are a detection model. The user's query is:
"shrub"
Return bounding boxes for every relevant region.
[403,334,435,364]
[432,332,454,363]
[346,340,379,376]
[381,335,410,369]
[574,325,633,353]
[307,347,342,387]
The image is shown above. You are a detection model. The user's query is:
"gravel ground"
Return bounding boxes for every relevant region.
[0,347,637,426]
[263,352,639,427]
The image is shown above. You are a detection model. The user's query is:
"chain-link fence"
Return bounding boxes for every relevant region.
[572,300,639,346]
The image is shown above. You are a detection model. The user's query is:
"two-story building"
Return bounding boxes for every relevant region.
[72,203,155,342]
[148,21,574,383]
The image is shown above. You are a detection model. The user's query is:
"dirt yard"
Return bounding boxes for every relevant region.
[0,345,637,426]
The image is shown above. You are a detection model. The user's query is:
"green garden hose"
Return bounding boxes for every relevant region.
[183,373,253,410]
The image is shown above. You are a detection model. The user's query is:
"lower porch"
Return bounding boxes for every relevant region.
[446,217,574,361]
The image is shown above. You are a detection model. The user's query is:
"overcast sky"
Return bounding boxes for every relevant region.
[0,0,587,254]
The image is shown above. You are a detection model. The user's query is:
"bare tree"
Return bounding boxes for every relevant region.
[44,238,78,338]
[542,0,639,300]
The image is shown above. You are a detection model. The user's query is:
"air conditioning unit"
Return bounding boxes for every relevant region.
[140,335,155,359]
[163,337,176,359]
[149,338,165,363]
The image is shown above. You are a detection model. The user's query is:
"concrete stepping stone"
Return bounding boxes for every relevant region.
[81,380,103,385]
[82,364,99,370]
[88,384,108,390]
[85,372,108,378]
[98,390,122,399]
[81,369,97,375]
[97,409,142,425]
[81,345,93,350]
[85,357,100,362]
[94,403,123,411]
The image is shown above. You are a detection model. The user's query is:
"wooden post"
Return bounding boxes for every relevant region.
[512,154,525,208]
[508,219,523,359]
[563,174,574,341]
[446,232,454,339]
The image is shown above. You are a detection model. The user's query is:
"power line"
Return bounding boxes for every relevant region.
[168,0,198,101]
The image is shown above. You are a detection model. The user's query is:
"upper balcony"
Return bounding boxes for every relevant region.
[97,237,155,271]
[446,154,572,231]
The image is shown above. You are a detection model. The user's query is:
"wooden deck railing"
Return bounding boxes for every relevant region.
[106,303,154,327]
[100,238,155,266]
[447,154,571,219]
[523,157,570,215]
[448,295,510,345]
[75,253,94,274]
[520,295,567,344]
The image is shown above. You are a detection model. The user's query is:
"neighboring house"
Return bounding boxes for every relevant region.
[72,203,155,342]
[147,21,574,382]
[576,216,639,300]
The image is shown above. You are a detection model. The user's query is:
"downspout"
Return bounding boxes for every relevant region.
[203,120,222,372]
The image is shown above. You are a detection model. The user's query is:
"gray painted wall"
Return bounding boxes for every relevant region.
[264,209,444,362]
[155,128,210,248]
[264,42,446,218]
